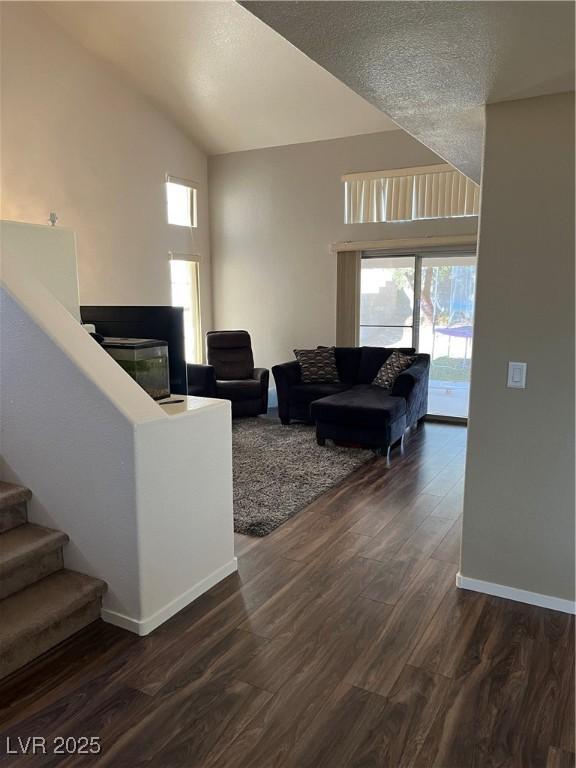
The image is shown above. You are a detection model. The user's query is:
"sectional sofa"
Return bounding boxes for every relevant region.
[272,346,430,457]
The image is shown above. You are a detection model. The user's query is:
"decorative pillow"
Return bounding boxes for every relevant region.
[372,350,416,389]
[294,347,340,383]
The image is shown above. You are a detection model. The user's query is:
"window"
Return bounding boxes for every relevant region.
[343,164,479,224]
[166,176,197,227]
[360,250,477,419]
[170,258,201,364]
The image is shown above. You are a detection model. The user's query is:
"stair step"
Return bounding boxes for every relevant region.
[0,504,27,533]
[0,570,107,680]
[0,482,31,533]
[0,524,68,572]
[0,481,32,511]
[0,524,69,599]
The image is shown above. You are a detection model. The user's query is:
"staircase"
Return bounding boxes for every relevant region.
[0,481,107,680]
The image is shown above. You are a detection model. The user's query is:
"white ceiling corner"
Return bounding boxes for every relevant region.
[40,0,399,156]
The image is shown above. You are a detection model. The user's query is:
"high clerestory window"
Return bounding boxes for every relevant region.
[343,164,480,224]
[166,175,197,228]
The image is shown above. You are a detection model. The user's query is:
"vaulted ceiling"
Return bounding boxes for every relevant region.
[242,1,575,181]
[41,1,398,156]
[39,1,575,175]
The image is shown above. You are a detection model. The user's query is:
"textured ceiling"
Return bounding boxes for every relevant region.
[243,1,575,181]
[40,1,397,155]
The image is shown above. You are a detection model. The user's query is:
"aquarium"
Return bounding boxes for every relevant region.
[102,338,170,401]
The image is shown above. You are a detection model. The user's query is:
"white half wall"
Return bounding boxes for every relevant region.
[1,279,148,621]
[132,399,235,634]
[1,250,235,633]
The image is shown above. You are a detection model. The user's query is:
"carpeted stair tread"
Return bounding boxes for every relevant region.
[0,481,32,510]
[0,570,107,651]
[0,524,68,574]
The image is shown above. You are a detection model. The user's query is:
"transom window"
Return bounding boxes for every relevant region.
[343,164,479,224]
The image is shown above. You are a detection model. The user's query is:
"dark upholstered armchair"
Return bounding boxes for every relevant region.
[187,331,268,417]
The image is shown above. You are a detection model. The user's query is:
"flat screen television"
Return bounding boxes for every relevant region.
[80,306,188,395]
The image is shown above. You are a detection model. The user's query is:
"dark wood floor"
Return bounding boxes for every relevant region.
[1,423,574,767]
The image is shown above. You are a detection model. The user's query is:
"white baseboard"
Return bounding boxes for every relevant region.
[102,557,239,635]
[456,572,576,615]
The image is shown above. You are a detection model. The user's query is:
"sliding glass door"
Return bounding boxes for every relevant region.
[360,251,477,419]
[418,255,476,418]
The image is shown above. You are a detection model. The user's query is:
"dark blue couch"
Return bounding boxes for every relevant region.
[272,347,430,456]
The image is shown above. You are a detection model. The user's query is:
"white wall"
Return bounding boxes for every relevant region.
[460,93,575,609]
[209,131,478,370]
[0,2,212,333]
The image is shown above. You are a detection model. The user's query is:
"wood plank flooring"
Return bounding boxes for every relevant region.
[0,422,573,767]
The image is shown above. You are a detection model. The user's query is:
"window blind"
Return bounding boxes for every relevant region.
[343,164,479,224]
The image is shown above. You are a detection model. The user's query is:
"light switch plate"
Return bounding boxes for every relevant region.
[507,361,527,389]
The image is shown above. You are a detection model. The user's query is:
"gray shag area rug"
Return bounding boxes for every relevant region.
[232,416,372,536]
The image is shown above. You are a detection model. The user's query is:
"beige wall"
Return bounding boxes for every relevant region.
[461,93,575,602]
[209,131,478,370]
[0,3,212,331]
